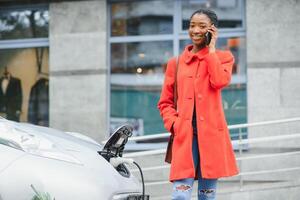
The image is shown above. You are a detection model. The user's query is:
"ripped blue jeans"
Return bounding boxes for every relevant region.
[171,135,218,200]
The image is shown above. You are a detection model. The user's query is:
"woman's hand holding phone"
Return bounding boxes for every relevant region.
[207,24,218,53]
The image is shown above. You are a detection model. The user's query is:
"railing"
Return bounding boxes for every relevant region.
[122,117,300,191]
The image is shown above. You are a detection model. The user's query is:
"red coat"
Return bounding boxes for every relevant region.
[158,45,239,181]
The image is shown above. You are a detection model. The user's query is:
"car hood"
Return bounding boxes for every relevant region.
[0,118,142,199]
[0,118,103,165]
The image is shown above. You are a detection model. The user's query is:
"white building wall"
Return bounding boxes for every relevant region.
[49,0,108,142]
[247,0,300,139]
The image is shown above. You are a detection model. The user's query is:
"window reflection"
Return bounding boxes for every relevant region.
[111,0,173,36]
[111,41,172,74]
[222,83,247,139]
[0,9,49,40]
[182,0,243,30]
[110,41,172,135]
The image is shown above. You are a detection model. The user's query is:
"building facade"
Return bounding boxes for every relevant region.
[0,0,299,143]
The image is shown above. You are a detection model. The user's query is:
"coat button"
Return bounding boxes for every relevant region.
[200,116,204,121]
[198,94,203,99]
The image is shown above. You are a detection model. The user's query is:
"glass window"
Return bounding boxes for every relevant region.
[0,8,49,40]
[110,41,172,135]
[222,83,247,139]
[182,0,244,30]
[109,0,247,141]
[0,47,49,126]
[111,41,172,74]
[111,0,173,36]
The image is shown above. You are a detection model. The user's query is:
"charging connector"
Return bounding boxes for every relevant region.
[109,157,148,200]
[109,157,134,168]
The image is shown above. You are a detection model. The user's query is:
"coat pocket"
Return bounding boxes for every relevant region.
[173,116,180,136]
[218,111,227,131]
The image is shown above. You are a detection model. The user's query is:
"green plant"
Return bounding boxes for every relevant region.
[30,184,55,200]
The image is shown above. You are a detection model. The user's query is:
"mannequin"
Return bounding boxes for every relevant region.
[28,71,49,126]
[1,67,10,95]
[0,67,23,121]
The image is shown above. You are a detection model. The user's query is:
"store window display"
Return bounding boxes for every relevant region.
[0,47,49,126]
[28,73,49,126]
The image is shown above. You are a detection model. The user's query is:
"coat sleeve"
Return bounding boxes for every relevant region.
[204,50,235,89]
[157,57,178,134]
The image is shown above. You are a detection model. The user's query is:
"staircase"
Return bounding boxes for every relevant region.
[123,118,300,200]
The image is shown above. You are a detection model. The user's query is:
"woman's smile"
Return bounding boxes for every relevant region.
[191,34,204,41]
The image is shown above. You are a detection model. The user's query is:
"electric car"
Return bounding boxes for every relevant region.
[0,117,147,200]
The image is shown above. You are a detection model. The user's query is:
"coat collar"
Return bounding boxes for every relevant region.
[182,44,209,64]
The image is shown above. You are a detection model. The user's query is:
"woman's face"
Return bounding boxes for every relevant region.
[188,13,212,47]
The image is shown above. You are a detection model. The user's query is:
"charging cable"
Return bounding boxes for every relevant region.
[133,161,145,200]
[110,157,146,200]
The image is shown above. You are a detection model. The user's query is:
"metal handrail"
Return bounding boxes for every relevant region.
[127,117,300,142]
[124,133,300,158]
[121,117,300,193]
[130,150,300,173]
[144,166,300,187]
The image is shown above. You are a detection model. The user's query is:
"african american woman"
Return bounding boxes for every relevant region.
[158,9,239,200]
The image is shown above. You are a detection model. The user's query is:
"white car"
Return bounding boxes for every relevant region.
[0,117,148,200]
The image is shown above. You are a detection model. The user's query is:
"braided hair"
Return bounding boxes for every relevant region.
[190,9,219,27]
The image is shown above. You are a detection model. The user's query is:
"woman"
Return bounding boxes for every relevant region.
[157,9,239,200]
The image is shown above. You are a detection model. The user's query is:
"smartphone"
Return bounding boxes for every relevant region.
[205,32,212,46]
[205,24,214,45]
